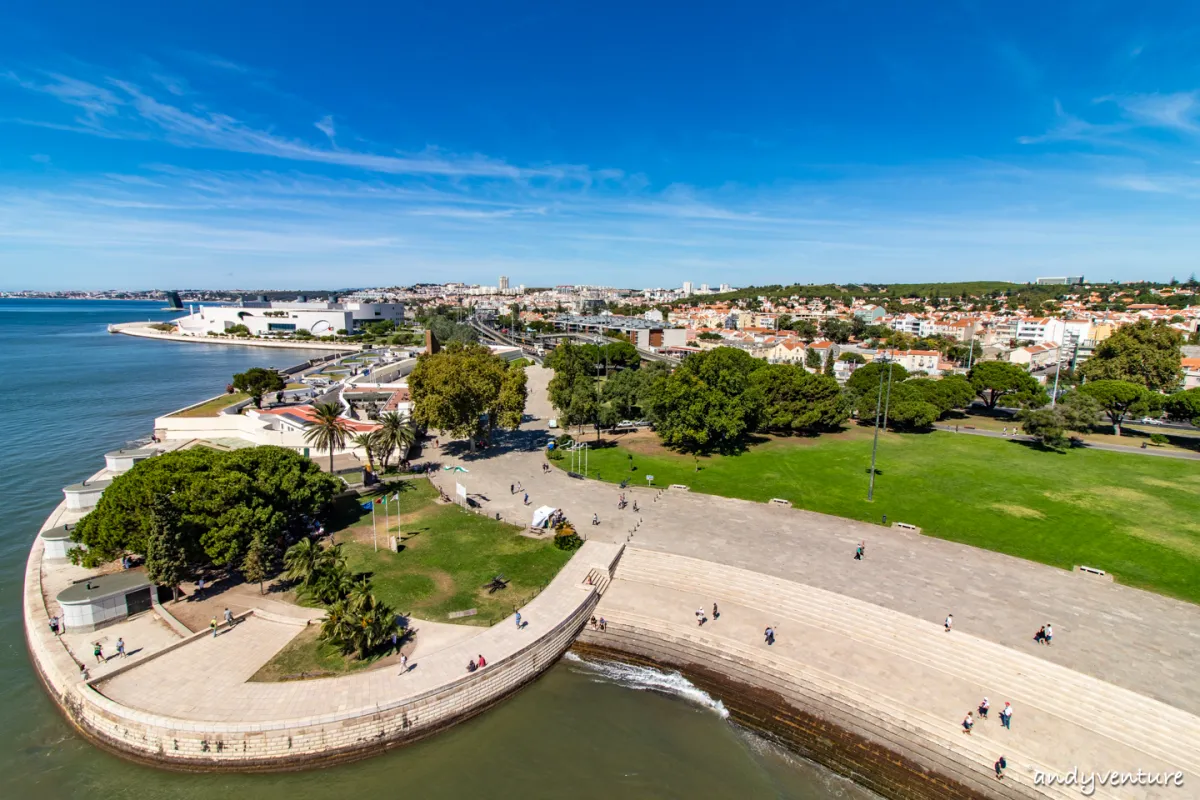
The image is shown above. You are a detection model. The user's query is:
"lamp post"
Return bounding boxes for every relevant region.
[867,356,891,501]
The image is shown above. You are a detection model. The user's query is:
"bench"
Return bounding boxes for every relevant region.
[892,522,921,532]
[668,484,690,491]
[768,498,792,507]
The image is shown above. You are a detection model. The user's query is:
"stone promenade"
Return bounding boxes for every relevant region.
[431,367,1200,717]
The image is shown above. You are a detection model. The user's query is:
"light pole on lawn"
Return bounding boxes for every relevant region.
[867,356,895,502]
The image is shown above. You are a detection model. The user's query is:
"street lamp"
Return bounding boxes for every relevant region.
[867,355,894,502]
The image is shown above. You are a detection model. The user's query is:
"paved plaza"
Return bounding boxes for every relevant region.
[432,367,1200,715]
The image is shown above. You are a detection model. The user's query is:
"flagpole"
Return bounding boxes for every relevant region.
[384,494,389,545]
[372,501,378,552]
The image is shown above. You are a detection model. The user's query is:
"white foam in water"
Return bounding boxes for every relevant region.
[565,652,730,719]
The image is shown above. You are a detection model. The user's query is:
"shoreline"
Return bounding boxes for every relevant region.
[109,321,360,352]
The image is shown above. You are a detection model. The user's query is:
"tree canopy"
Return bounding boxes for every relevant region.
[1077,320,1183,392]
[968,361,1047,409]
[1073,380,1156,436]
[72,446,340,570]
[1164,388,1200,427]
[409,342,527,445]
[751,364,848,433]
[232,367,285,408]
[642,347,764,450]
[845,361,910,395]
[855,381,940,430]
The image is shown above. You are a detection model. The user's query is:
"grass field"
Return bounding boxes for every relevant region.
[580,429,1200,603]
[168,392,249,417]
[250,626,384,681]
[337,480,571,625]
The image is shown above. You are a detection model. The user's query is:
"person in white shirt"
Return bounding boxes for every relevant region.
[1045,623,1053,645]
[944,614,953,632]
[1000,702,1013,730]
[978,697,990,719]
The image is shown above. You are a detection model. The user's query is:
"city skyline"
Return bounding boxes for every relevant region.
[5,2,1200,289]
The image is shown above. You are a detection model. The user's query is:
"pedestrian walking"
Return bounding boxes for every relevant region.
[962,712,974,735]
[994,755,1007,779]
[978,697,989,719]
[590,615,598,629]
[696,608,707,626]
[712,602,719,620]
[196,577,205,596]
[400,654,408,673]
[1000,702,1013,729]
[515,611,522,629]
[116,637,126,658]
[523,492,530,506]
[764,626,776,645]
[944,614,953,632]
[93,643,104,663]
[224,607,235,629]
[854,541,865,560]
[79,663,89,681]
[592,513,600,526]
[391,631,399,650]
[599,617,606,632]
[49,615,60,635]
[1044,623,1053,645]
[210,617,218,638]
[1002,427,1008,436]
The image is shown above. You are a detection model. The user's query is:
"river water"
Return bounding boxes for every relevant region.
[0,299,871,799]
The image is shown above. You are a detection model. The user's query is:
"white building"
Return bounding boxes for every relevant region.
[872,349,942,375]
[177,300,405,337]
[889,315,935,337]
[682,281,695,296]
[1009,343,1060,370]
[498,275,509,292]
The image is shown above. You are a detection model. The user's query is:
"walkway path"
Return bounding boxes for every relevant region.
[429,367,1200,716]
[932,424,1200,460]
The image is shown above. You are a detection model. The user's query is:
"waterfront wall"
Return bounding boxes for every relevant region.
[110,322,359,352]
[24,507,622,770]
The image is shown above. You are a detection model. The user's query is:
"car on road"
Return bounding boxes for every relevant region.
[1140,417,1165,425]
[615,420,637,429]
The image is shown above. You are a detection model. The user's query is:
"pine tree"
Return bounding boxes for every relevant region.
[145,495,190,602]
[805,346,823,370]
[241,529,277,595]
[824,348,837,376]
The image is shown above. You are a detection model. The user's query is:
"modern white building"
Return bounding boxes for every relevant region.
[682,281,695,296]
[175,300,405,337]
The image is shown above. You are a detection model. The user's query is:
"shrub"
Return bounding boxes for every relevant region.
[1150,433,1169,446]
[553,522,583,551]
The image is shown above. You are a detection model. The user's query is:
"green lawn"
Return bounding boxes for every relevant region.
[250,626,385,681]
[337,480,571,625]
[168,392,249,417]
[579,430,1200,603]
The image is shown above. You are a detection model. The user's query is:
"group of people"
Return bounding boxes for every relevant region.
[1033,623,1054,645]
[467,654,488,672]
[616,492,638,513]
[589,616,608,631]
[694,603,719,626]
[209,607,237,637]
[92,637,128,663]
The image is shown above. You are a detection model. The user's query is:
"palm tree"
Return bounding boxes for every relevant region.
[374,411,417,470]
[304,402,351,474]
[283,537,322,588]
[351,431,378,473]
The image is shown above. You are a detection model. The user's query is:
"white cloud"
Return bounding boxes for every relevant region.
[314,114,336,141]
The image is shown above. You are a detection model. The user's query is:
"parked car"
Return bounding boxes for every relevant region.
[548,418,558,429]
[616,420,637,429]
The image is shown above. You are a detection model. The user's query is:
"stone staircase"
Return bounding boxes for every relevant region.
[583,610,1093,800]
[612,548,1200,778]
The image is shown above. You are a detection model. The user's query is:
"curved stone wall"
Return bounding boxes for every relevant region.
[24,509,621,771]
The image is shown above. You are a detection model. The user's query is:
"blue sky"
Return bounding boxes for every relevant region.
[3,1,1200,290]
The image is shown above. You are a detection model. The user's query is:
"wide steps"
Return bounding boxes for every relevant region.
[591,610,1102,800]
[614,548,1200,775]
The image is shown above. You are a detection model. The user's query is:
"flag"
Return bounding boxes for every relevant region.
[379,495,388,505]
[361,501,374,511]
[392,492,400,501]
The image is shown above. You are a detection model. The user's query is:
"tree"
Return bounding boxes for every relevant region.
[697,331,722,341]
[1077,319,1183,392]
[824,348,837,376]
[601,367,646,419]
[845,361,910,395]
[351,431,378,472]
[805,346,823,370]
[1164,388,1200,426]
[1019,408,1069,451]
[601,341,641,370]
[855,382,940,430]
[751,364,849,433]
[820,318,853,343]
[241,528,277,594]
[232,367,286,408]
[838,352,866,364]
[408,343,524,449]
[968,361,1047,409]
[793,320,818,341]
[905,376,975,416]
[304,402,351,474]
[1074,380,1155,436]
[644,348,764,450]
[144,495,189,601]
[565,379,599,434]
[71,446,338,569]
[374,411,416,469]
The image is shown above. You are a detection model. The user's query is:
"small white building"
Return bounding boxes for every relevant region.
[104,447,155,475]
[176,300,405,337]
[56,571,155,633]
[1009,342,1060,370]
[63,477,113,511]
[40,524,78,561]
[872,349,942,375]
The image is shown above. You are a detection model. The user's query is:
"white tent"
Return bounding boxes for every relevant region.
[531,505,558,529]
